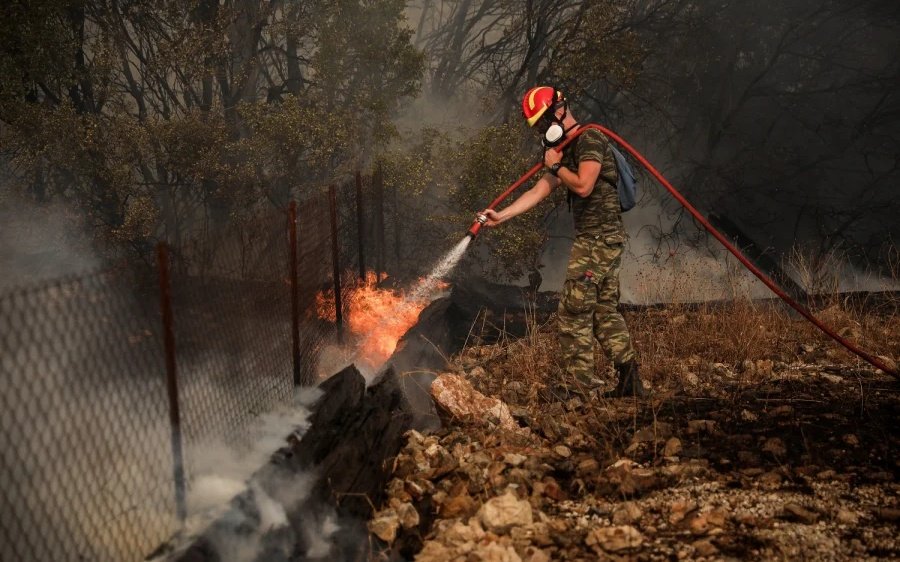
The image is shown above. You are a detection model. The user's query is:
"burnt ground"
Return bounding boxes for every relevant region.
[364,303,899,561]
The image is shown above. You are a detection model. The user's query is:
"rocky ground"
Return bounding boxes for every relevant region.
[365,305,899,561]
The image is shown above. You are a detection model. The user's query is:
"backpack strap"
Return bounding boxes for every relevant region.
[563,135,580,212]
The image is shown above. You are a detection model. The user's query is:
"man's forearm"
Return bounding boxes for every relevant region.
[495,175,555,223]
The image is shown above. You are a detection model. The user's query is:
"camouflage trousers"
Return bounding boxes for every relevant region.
[558,233,636,380]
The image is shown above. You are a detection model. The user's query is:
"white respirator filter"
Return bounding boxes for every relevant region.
[543,123,564,147]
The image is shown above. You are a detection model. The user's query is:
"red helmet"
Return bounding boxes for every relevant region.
[522,86,563,127]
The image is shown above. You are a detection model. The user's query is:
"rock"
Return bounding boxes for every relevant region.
[417,540,454,561]
[711,363,735,378]
[527,522,554,547]
[612,501,643,525]
[585,525,644,552]
[782,503,820,524]
[687,420,717,435]
[669,500,698,524]
[387,478,411,502]
[835,509,859,525]
[759,470,783,488]
[522,546,551,562]
[632,422,673,443]
[692,539,719,557]
[539,477,565,501]
[663,437,683,457]
[740,409,758,422]
[367,509,399,543]
[687,509,728,535]
[564,429,589,449]
[761,437,787,457]
[504,453,527,467]
[553,445,572,458]
[576,458,600,476]
[603,464,663,496]
[431,373,519,431]
[478,491,534,534]
[468,543,522,562]
[397,502,420,529]
[444,519,486,544]
[624,441,642,456]
[816,469,837,480]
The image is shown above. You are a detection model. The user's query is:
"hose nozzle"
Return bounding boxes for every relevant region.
[467,213,488,238]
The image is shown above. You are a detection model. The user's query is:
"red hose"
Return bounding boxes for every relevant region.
[470,123,898,378]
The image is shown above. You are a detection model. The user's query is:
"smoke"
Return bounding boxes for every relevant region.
[155,385,347,562]
[533,144,900,302]
[0,195,99,291]
[185,386,321,530]
[396,0,900,288]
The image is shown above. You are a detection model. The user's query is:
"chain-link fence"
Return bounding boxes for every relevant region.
[0,171,395,561]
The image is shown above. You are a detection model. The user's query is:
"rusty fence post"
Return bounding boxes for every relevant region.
[288,201,301,387]
[355,171,366,280]
[392,170,401,270]
[156,243,187,523]
[374,164,386,283]
[329,185,345,344]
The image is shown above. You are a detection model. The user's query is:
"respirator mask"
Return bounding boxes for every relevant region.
[538,98,576,148]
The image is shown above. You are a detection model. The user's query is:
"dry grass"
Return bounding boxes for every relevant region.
[460,297,898,392]
[450,248,900,472]
[455,248,900,402]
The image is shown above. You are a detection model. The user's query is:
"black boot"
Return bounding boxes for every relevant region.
[604,359,646,398]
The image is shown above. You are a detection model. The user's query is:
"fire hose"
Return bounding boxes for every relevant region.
[467,123,898,378]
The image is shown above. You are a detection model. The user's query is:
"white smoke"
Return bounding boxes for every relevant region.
[0,195,99,290]
[185,386,322,531]
[537,190,771,303]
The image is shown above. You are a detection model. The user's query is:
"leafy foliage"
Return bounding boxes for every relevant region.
[0,0,424,269]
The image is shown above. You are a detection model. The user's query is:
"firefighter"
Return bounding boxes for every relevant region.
[479,86,645,397]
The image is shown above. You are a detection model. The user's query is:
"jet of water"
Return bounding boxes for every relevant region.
[407,236,472,302]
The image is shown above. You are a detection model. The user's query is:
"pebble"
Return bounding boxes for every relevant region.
[782,503,820,524]
[611,501,643,525]
[762,437,787,457]
[368,509,399,543]
[553,445,572,459]
[504,453,527,467]
[692,539,719,557]
[835,508,859,525]
[585,525,644,552]
[664,437,683,457]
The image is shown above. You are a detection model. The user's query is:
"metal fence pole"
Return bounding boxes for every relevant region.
[392,169,401,270]
[288,201,301,387]
[329,185,345,344]
[156,243,187,523]
[374,164,386,283]
[355,171,366,280]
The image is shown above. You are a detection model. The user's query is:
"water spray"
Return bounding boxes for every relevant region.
[466,123,898,378]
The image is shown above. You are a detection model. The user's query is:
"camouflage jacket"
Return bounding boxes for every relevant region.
[561,128,624,242]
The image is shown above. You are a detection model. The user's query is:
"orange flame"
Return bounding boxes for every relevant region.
[316,271,447,372]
